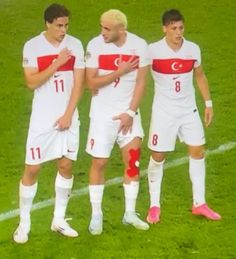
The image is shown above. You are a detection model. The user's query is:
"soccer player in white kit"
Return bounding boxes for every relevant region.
[146,9,221,224]
[13,4,85,243]
[85,9,149,235]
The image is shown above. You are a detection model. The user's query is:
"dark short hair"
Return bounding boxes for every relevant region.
[44,3,70,23]
[162,9,184,26]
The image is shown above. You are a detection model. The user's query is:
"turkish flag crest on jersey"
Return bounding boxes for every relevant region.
[37,55,75,72]
[99,54,139,70]
[152,58,196,74]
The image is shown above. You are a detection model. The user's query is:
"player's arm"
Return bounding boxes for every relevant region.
[113,65,148,135]
[194,65,213,127]
[24,48,72,90]
[86,56,139,90]
[54,68,85,130]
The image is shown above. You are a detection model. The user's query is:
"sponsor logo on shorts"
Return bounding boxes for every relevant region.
[23,57,29,65]
[90,138,95,150]
[67,149,75,153]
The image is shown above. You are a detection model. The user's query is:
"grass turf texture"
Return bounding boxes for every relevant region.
[0,0,235,258]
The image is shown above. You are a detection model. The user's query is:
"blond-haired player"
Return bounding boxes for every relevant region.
[85,9,149,235]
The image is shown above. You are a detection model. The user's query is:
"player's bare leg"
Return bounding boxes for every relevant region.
[13,164,40,244]
[188,145,221,220]
[146,151,165,224]
[121,137,149,230]
[51,157,78,237]
[88,157,108,235]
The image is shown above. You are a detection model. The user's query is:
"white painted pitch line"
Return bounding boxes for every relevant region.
[0,141,235,223]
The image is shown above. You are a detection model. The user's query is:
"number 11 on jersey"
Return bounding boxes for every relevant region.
[54,79,64,93]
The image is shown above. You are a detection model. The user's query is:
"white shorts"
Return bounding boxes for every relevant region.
[148,107,205,152]
[86,113,144,158]
[25,120,80,165]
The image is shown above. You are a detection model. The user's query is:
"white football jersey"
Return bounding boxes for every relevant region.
[86,32,149,121]
[149,37,201,115]
[23,32,85,132]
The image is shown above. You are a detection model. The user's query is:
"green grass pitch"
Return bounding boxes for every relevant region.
[0,0,235,258]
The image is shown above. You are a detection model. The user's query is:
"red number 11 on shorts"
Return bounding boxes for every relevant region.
[30,147,41,160]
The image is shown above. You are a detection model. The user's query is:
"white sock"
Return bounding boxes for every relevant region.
[148,157,164,208]
[189,157,206,206]
[54,172,73,219]
[89,185,104,216]
[123,181,139,213]
[19,181,38,228]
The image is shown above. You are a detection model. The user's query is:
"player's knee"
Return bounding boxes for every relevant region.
[126,148,141,178]
[151,152,165,163]
[188,145,204,159]
[58,159,72,175]
[24,164,41,180]
[92,158,107,172]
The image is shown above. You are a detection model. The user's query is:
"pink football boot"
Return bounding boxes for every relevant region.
[192,204,221,220]
[146,206,161,224]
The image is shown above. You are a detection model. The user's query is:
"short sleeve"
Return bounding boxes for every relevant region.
[147,44,153,66]
[85,40,99,68]
[138,40,150,68]
[22,41,37,68]
[194,44,201,68]
[73,40,85,69]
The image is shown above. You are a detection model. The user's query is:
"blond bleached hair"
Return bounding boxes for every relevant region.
[101,9,128,29]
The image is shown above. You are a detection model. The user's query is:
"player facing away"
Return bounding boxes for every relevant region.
[146,9,221,224]
[13,4,85,243]
[85,9,149,235]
